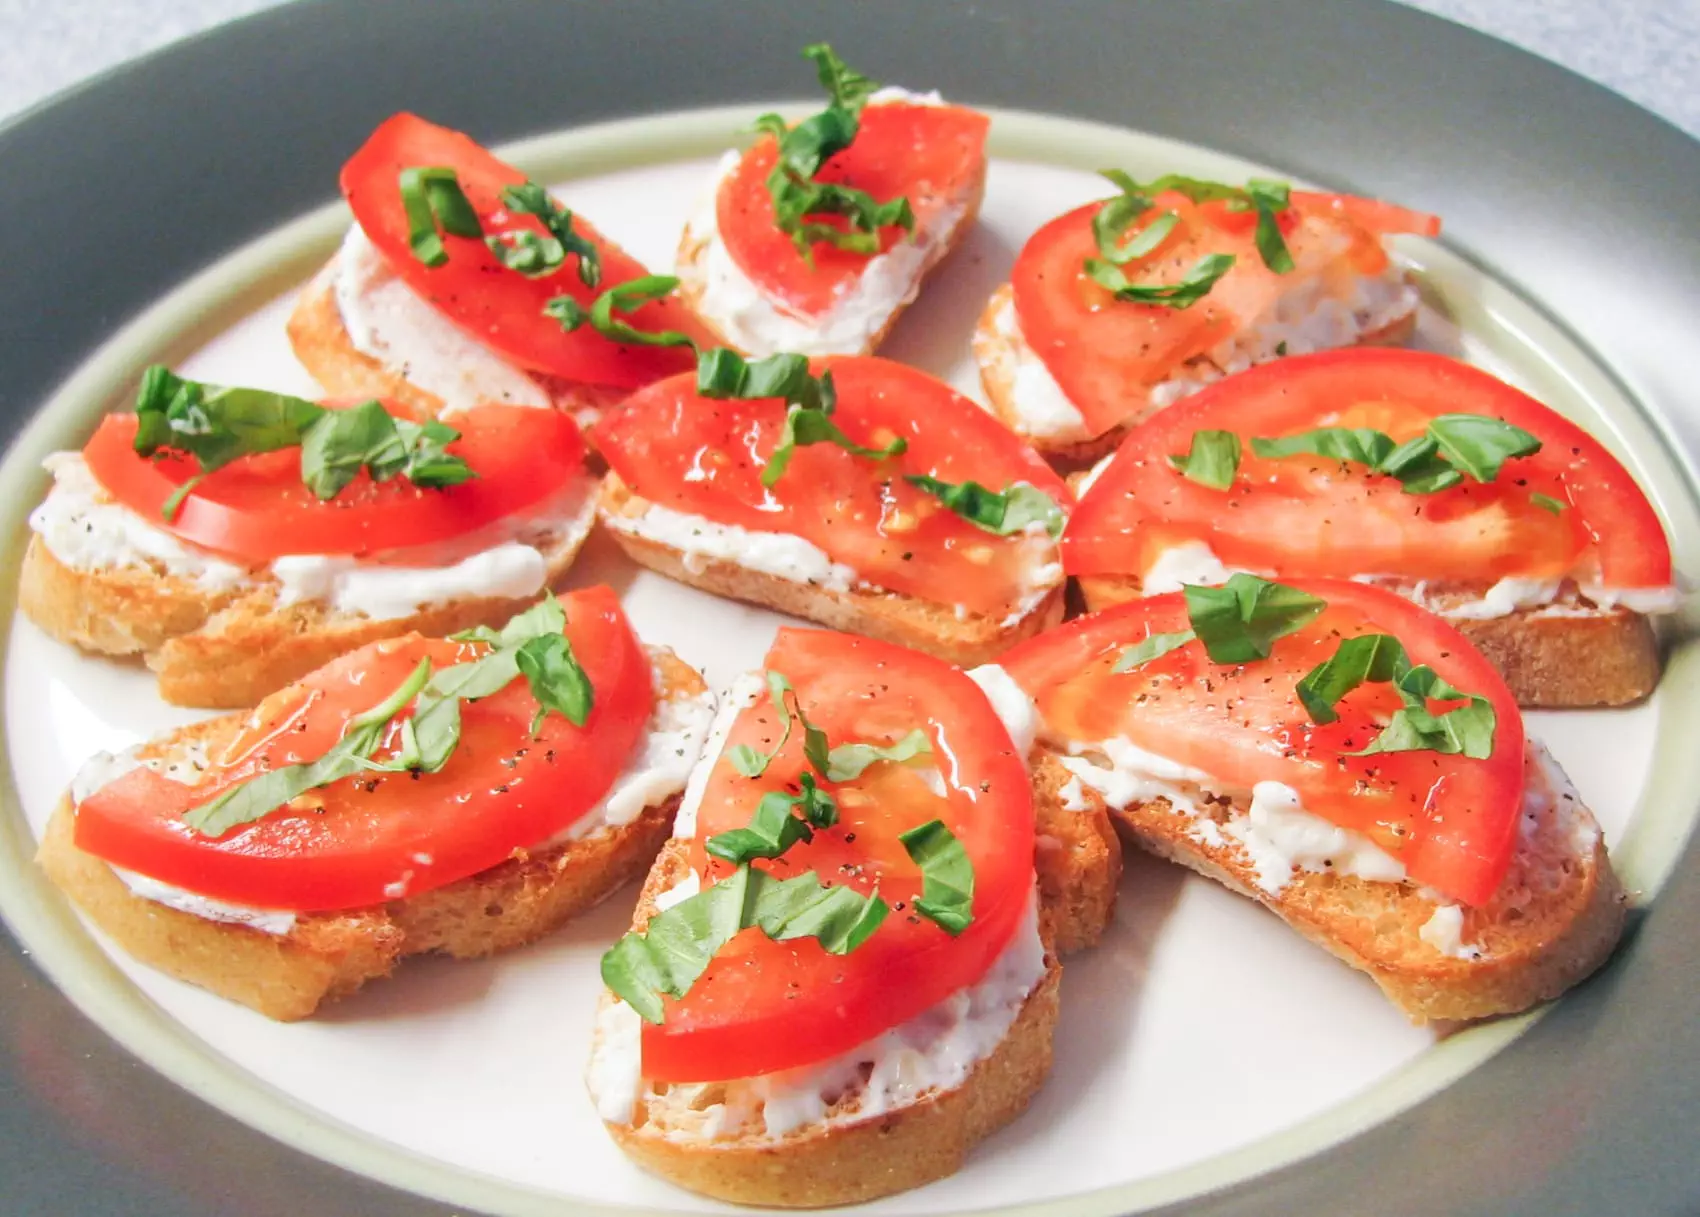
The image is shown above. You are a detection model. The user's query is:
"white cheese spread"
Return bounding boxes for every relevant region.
[1418,904,1481,960]
[966,663,1039,764]
[671,671,766,841]
[332,223,550,418]
[603,499,856,593]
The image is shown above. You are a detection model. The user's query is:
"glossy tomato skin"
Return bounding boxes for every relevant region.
[341,113,713,389]
[640,629,1036,1083]
[74,586,652,911]
[82,400,586,564]
[1064,348,1671,589]
[717,101,989,317]
[1000,578,1526,907]
[594,355,1071,617]
[1010,191,1440,437]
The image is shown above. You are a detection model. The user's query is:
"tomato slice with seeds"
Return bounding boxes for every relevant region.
[81,400,586,565]
[717,101,989,317]
[1000,579,1525,906]
[342,113,714,390]
[1064,348,1671,589]
[641,629,1035,1083]
[1010,190,1441,437]
[595,355,1070,616]
[74,586,651,911]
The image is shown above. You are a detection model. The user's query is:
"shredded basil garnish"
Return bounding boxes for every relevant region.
[1167,429,1242,490]
[1184,574,1328,664]
[1112,629,1197,672]
[1297,633,1496,759]
[399,166,483,267]
[1087,252,1235,308]
[1531,492,1567,515]
[704,775,839,865]
[545,274,696,349]
[1249,415,1542,496]
[899,819,974,935]
[486,180,601,286]
[905,475,1065,538]
[825,728,932,782]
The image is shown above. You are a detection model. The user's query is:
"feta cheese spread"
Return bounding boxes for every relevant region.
[966,663,1039,763]
[603,500,856,593]
[1418,904,1481,960]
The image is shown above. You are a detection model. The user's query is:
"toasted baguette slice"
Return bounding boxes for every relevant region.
[674,150,987,358]
[586,749,1113,1207]
[1075,572,1660,708]
[597,472,1064,669]
[1060,740,1624,1022]
[973,283,1419,469]
[287,261,630,432]
[37,650,708,1021]
[20,464,596,709]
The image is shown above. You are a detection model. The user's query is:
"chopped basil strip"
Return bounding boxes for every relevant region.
[904,475,1065,538]
[726,670,804,777]
[825,728,933,782]
[1294,632,1407,724]
[545,274,695,349]
[133,367,474,520]
[1249,415,1542,496]
[898,819,974,936]
[489,180,601,286]
[705,774,839,865]
[1244,178,1296,275]
[1168,429,1242,490]
[752,43,915,261]
[515,632,595,733]
[1112,629,1197,672]
[601,864,890,1023]
[1295,632,1496,759]
[1184,574,1328,664]
[399,166,482,267]
[1531,492,1568,514]
[1086,251,1236,309]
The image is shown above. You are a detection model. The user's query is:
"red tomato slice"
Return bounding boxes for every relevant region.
[642,629,1035,1082]
[74,586,652,911]
[1000,579,1525,906]
[1064,348,1671,589]
[82,400,586,564]
[717,101,989,316]
[1011,191,1438,437]
[595,356,1071,616]
[341,113,714,390]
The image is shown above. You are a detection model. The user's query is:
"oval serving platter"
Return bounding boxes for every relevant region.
[3,5,1700,1217]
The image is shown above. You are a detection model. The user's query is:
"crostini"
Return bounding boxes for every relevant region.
[676,44,988,358]
[1000,575,1626,1022]
[587,628,1115,1207]
[593,352,1071,666]
[1065,348,1680,706]
[22,370,599,707]
[38,588,714,1020]
[974,173,1440,465]
[289,112,715,429]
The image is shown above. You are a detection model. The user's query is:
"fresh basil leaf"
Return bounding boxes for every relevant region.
[183,656,433,837]
[905,475,1066,538]
[825,728,932,782]
[1168,429,1242,490]
[1294,633,1407,724]
[803,42,879,112]
[1350,695,1496,760]
[1246,177,1295,274]
[515,632,594,732]
[1086,252,1236,309]
[899,819,974,936]
[298,399,474,500]
[1296,632,1497,759]
[1250,426,1397,468]
[725,671,801,778]
[763,392,906,487]
[399,166,482,266]
[696,349,829,411]
[705,787,819,864]
[544,274,695,349]
[1092,170,1295,277]
[1426,414,1543,483]
[1531,492,1567,514]
[602,864,889,1023]
[493,181,601,286]
[451,592,568,648]
[1112,629,1197,672]
[1184,574,1328,664]
[486,229,565,277]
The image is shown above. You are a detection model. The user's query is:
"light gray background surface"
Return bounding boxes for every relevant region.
[2,0,1698,138]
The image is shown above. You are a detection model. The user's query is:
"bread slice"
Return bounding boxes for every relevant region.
[36,650,708,1021]
[597,472,1064,669]
[973,282,1419,469]
[287,261,630,431]
[1075,573,1660,708]
[585,745,1113,1207]
[1056,740,1624,1022]
[674,150,987,358]
[19,466,597,709]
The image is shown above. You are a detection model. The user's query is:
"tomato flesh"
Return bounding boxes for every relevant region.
[1064,348,1672,589]
[1001,579,1525,906]
[341,113,714,390]
[717,101,988,318]
[74,586,651,910]
[641,629,1035,1083]
[1011,191,1439,437]
[595,356,1071,616]
[81,400,585,565]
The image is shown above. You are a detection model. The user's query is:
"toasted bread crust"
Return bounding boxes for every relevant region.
[1067,745,1625,1022]
[598,837,1062,1208]
[973,283,1420,469]
[597,473,1065,669]
[1032,752,1121,954]
[20,496,594,709]
[1076,572,1661,708]
[285,262,630,429]
[35,653,706,1020]
[674,153,987,358]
